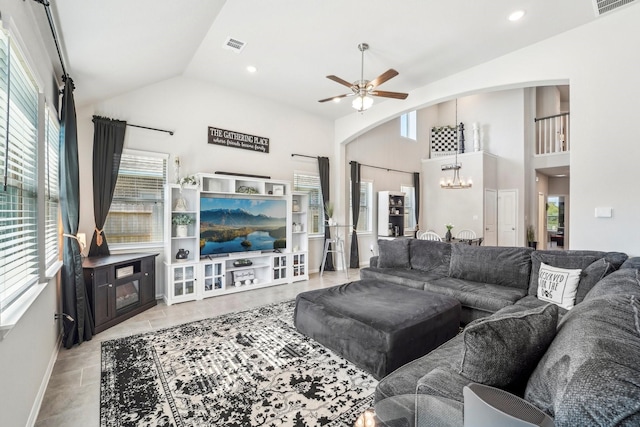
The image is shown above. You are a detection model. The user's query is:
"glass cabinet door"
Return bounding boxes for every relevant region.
[202,261,224,296]
[173,265,196,298]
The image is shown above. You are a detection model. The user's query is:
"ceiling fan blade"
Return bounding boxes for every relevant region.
[368,69,399,88]
[326,75,354,89]
[370,90,409,100]
[318,93,352,103]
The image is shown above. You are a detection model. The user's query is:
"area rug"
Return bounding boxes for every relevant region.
[101,299,377,426]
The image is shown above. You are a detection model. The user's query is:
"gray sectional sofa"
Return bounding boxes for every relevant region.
[360,238,640,425]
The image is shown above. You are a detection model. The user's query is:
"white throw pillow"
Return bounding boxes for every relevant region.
[537,262,582,309]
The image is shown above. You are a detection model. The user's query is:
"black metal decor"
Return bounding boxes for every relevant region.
[458,122,465,153]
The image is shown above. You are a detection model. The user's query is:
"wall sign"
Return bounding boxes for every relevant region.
[208,126,270,153]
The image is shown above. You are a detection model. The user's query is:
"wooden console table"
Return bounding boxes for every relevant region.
[83,253,158,334]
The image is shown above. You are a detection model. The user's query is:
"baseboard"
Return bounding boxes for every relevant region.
[27,332,62,427]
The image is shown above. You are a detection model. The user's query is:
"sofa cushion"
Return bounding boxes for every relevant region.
[360,267,444,290]
[449,245,533,290]
[554,359,640,426]
[621,257,640,270]
[409,239,452,275]
[527,250,627,298]
[377,333,465,402]
[583,268,640,302]
[416,367,471,403]
[426,277,527,313]
[528,252,599,295]
[459,303,558,389]
[537,262,582,309]
[377,238,410,269]
[525,294,640,418]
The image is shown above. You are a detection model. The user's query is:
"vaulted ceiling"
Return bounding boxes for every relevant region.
[49,0,602,120]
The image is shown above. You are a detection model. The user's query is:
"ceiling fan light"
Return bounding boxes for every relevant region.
[352,95,374,111]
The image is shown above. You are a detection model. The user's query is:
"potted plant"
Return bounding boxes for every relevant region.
[527,225,537,249]
[179,175,199,189]
[172,214,193,237]
[445,223,454,242]
[325,201,336,225]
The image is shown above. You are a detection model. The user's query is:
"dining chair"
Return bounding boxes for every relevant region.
[417,231,443,241]
[456,229,477,240]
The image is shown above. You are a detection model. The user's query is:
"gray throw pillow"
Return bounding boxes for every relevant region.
[574,258,611,304]
[459,303,558,388]
[377,238,411,269]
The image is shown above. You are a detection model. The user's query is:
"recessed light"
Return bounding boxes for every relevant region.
[247,65,257,73]
[508,10,526,21]
[332,97,341,103]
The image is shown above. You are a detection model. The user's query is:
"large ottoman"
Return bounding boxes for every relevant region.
[294,279,461,379]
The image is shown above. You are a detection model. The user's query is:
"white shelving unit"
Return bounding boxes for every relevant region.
[163,173,308,305]
[291,191,309,281]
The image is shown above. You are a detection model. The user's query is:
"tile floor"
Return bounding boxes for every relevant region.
[35,269,360,427]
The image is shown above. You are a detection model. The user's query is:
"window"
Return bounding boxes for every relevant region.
[350,181,373,232]
[44,106,60,270]
[401,185,416,232]
[400,110,417,140]
[104,150,167,246]
[0,28,40,311]
[293,172,324,235]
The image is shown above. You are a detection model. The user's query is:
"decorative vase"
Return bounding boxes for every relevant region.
[176,224,188,237]
[175,248,189,261]
[445,230,452,242]
[473,122,481,152]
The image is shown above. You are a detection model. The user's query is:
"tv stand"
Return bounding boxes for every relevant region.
[163,173,309,306]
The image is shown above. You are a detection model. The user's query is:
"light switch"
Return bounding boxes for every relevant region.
[595,207,613,218]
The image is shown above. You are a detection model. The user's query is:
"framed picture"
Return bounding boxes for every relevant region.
[272,184,284,196]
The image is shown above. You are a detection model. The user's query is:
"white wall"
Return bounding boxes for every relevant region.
[0,1,63,426]
[335,5,640,255]
[76,76,335,278]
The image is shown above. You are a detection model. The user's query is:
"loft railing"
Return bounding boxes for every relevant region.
[534,112,570,155]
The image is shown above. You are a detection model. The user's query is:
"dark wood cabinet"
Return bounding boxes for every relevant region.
[83,253,158,334]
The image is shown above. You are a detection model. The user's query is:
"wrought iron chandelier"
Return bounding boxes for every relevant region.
[440,118,472,189]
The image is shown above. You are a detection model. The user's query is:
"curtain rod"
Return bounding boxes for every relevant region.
[33,0,68,79]
[127,123,174,136]
[350,160,416,175]
[291,153,316,160]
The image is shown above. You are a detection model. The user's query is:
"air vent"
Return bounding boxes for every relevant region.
[223,36,246,53]
[593,0,637,16]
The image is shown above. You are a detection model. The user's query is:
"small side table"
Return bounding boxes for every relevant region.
[320,224,349,279]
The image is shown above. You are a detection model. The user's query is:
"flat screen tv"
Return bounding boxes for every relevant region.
[200,196,287,256]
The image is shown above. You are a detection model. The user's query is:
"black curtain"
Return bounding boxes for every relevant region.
[349,161,360,268]
[59,78,94,348]
[318,156,334,271]
[413,172,420,235]
[88,116,127,257]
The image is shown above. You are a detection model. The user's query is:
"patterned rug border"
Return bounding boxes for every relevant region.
[100,299,377,427]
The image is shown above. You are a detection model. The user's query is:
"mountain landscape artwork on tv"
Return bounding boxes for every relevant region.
[200,196,287,256]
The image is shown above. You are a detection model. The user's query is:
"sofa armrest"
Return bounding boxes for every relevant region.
[369,256,379,268]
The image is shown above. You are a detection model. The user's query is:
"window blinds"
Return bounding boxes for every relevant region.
[0,29,40,310]
[104,152,167,245]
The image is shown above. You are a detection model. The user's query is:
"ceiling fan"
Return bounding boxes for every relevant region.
[319,42,408,112]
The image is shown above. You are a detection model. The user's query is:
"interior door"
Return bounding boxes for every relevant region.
[484,189,497,246]
[498,189,518,246]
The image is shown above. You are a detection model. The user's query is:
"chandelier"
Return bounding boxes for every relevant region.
[440,121,472,189]
[440,161,472,189]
